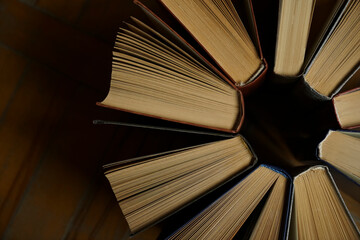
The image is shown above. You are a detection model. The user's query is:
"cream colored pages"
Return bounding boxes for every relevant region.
[319,130,360,184]
[333,89,360,128]
[101,18,241,131]
[274,0,315,76]
[294,167,359,239]
[305,0,360,96]
[250,175,287,240]
[160,0,261,84]
[106,136,253,233]
[169,166,285,239]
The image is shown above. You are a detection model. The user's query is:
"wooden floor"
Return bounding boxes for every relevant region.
[0,0,221,239]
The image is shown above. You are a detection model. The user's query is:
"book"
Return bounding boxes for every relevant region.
[99,122,360,239]
[333,88,360,129]
[167,165,291,240]
[103,135,257,234]
[97,0,268,133]
[274,0,316,76]
[274,0,344,76]
[327,167,360,230]
[291,166,359,239]
[94,0,360,239]
[315,131,360,233]
[318,130,360,185]
[274,0,359,99]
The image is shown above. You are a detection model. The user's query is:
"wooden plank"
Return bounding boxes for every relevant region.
[0,0,112,91]
[0,63,78,236]
[36,0,88,23]
[0,46,27,117]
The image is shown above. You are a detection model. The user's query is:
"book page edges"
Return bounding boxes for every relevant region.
[302,0,358,98]
[166,164,290,239]
[317,130,360,185]
[333,87,360,129]
[154,0,266,89]
[303,0,351,74]
[260,164,293,240]
[293,165,360,234]
[236,0,268,95]
[303,64,360,99]
[96,92,244,133]
[133,0,267,93]
[121,135,258,235]
[134,0,237,90]
[303,0,345,70]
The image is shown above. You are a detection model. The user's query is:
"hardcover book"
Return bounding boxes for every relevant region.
[333,88,360,129]
[97,0,268,133]
[103,135,257,234]
[167,164,292,240]
[274,0,360,100]
[290,166,359,239]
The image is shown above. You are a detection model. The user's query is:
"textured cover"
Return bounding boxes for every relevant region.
[333,87,360,130]
[104,135,258,236]
[166,164,292,240]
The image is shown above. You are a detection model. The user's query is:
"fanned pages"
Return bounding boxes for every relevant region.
[304,0,360,97]
[333,88,360,129]
[159,0,262,85]
[168,165,289,240]
[104,136,255,233]
[293,167,359,239]
[99,17,242,132]
[318,130,360,184]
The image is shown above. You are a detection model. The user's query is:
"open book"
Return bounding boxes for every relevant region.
[97,0,267,133]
